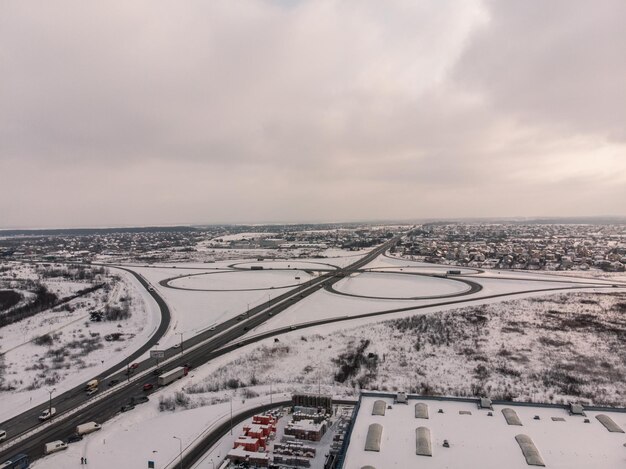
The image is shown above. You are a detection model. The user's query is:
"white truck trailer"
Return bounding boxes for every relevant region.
[76,421,101,435]
[157,366,188,386]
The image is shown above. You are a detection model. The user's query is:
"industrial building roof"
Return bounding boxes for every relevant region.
[342,393,626,468]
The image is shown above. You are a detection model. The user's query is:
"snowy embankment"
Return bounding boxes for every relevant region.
[0,267,160,423]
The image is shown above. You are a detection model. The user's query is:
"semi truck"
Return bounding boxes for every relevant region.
[157,366,189,386]
[76,421,101,435]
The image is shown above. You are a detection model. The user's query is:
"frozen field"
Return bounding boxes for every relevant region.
[168,269,315,291]
[334,272,471,298]
[213,290,626,407]
[229,260,337,271]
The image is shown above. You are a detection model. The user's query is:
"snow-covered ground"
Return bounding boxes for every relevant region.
[223,290,626,407]
[228,260,337,271]
[335,271,471,298]
[17,247,626,469]
[0,267,160,423]
[247,274,608,336]
[123,249,365,350]
[168,269,315,291]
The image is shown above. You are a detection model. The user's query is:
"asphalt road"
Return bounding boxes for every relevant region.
[0,265,171,450]
[0,237,398,463]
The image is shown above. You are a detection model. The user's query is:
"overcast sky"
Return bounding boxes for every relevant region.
[1,1,625,228]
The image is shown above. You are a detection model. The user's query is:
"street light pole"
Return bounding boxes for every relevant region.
[176,332,184,355]
[230,394,233,435]
[173,436,182,469]
[48,387,55,420]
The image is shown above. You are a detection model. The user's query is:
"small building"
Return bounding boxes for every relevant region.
[284,419,327,441]
[226,446,269,467]
[234,435,262,452]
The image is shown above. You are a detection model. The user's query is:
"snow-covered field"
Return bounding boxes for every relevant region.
[168,269,315,291]
[0,266,160,423]
[123,250,364,350]
[213,290,626,407]
[335,271,471,298]
[17,246,626,469]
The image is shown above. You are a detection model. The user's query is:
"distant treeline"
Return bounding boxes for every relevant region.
[0,226,199,237]
[0,284,104,329]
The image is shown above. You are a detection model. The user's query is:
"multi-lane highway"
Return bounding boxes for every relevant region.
[4,234,620,465]
[0,236,399,463]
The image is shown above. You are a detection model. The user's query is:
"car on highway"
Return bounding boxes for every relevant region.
[130,363,139,369]
[86,388,98,396]
[66,434,83,443]
[0,429,6,442]
[108,379,120,387]
[153,368,163,375]
[39,407,56,421]
[173,343,180,348]
[120,404,135,413]
[131,396,149,404]
[209,325,217,331]
[143,383,154,392]
[290,325,297,330]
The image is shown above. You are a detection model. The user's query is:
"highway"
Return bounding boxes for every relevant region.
[3,234,619,465]
[0,236,399,463]
[0,265,171,450]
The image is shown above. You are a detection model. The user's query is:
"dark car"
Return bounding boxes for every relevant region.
[143,383,154,392]
[108,379,120,387]
[121,404,135,413]
[131,396,149,404]
[66,434,83,443]
[130,363,139,369]
[152,368,163,376]
[183,363,192,370]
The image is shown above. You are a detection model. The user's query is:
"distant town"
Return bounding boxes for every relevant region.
[396,223,626,272]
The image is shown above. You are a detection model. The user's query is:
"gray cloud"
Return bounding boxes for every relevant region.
[1,0,624,228]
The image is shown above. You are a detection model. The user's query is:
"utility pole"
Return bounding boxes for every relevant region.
[230,394,233,435]
[48,387,55,420]
[176,332,184,355]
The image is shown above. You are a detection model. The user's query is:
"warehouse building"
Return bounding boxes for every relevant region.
[340,392,626,468]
